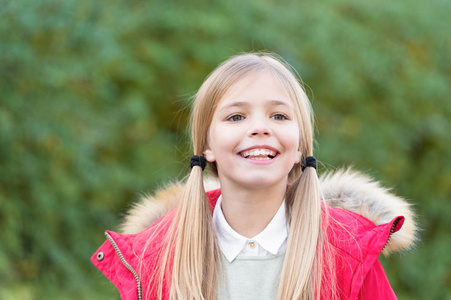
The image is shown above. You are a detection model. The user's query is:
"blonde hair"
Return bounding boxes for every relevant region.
[151,53,337,299]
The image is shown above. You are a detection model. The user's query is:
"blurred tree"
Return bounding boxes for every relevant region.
[0,0,449,298]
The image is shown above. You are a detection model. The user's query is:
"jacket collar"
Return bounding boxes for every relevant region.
[119,168,418,255]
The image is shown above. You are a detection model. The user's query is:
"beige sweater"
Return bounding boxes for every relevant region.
[218,252,285,300]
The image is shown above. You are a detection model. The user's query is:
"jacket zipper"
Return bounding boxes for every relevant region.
[382,218,400,251]
[105,232,143,300]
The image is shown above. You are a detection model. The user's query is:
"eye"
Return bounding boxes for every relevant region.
[271,114,288,121]
[227,114,244,122]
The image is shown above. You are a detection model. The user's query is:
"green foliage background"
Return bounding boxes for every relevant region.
[1,0,450,299]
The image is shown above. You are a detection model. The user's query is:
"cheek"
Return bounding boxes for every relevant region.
[284,127,300,148]
[207,123,236,158]
[212,123,240,145]
[284,128,301,162]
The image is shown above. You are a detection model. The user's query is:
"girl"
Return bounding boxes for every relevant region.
[92,53,417,300]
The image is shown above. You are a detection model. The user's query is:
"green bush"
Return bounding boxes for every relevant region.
[1,0,449,298]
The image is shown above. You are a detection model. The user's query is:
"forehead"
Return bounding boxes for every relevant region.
[216,71,294,109]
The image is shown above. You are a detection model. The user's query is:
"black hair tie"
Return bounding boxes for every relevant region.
[301,156,317,171]
[190,155,207,171]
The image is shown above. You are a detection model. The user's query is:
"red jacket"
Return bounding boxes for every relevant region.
[92,170,417,300]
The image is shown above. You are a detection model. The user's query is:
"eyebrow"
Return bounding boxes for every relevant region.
[268,100,293,108]
[220,100,293,110]
[219,101,249,110]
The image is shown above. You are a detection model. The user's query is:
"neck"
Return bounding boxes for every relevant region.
[219,180,287,238]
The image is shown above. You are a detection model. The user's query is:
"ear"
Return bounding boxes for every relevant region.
[204,148,216,163]
[294,151,302,165]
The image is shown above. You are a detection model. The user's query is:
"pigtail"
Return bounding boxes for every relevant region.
[277,165,321,299]
[277,166,338,300]
[167,164,219,299]
[154,60,227,298]
[153,163,219,300]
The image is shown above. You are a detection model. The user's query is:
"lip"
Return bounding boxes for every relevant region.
[238,145,280,153]
[236,145,280,165]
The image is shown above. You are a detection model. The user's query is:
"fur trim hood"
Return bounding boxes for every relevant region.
[120,169,418,256]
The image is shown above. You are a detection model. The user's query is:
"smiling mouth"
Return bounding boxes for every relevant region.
[239,148,278,160]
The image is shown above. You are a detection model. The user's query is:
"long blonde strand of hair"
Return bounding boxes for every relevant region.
[278,167,323,299]
[160,73,222,299]
[168,165,218,299]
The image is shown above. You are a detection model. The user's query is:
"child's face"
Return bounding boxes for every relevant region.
[204,71,301,191]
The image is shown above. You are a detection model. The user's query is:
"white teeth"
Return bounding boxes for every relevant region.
[240,148,277,158]
[250,157,270,160]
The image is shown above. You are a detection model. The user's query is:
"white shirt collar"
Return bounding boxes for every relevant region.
[212,195,288,262]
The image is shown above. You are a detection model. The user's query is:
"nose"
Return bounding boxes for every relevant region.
[248,118,272,136]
